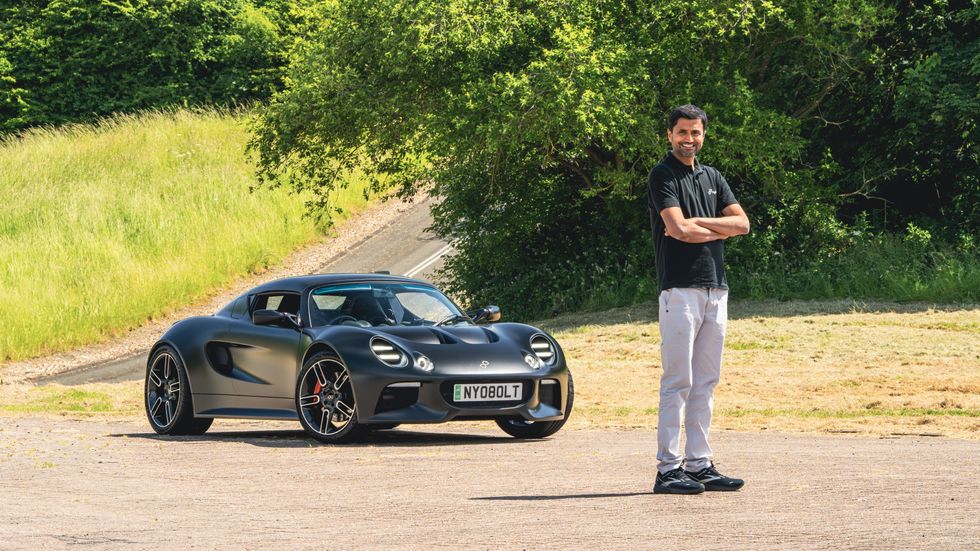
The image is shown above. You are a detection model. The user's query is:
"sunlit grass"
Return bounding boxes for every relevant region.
[0,108,373,361]
[0,383,137,414]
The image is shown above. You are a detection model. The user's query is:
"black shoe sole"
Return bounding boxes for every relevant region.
[653,486,705,495]
[702,483,744,492]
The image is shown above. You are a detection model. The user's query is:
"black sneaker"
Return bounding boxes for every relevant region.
[684,463,744,491]
[653,468,705,495]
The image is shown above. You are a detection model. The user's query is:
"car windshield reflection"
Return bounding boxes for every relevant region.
[308,283,471,328]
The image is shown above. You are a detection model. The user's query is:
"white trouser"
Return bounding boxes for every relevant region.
[656,287,728,473]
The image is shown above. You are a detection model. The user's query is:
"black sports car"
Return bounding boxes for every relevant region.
[144,273,573,442]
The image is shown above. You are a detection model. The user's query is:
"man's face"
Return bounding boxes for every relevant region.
[667,118,704,159]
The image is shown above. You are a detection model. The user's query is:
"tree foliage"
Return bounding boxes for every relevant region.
[0,0,311,129]
[251,0,976,316]
[816,1,978,229]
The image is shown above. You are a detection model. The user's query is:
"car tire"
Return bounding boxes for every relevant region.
[496,371,574,439]
[145,345,213,436]
[296,351,362,443]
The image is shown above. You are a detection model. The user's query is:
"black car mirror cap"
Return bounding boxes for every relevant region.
[253,309,286,326]
[469,305,501,324]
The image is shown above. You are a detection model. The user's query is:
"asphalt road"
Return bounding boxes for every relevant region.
[36,198,448,386]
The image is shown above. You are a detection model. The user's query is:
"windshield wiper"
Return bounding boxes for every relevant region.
[435,314,472,327]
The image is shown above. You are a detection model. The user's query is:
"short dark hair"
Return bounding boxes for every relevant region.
[668,104,708,131]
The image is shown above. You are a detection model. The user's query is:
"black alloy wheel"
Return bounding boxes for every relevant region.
[144,346,213,435]
[296,352,361,443]
[496,371,574,439]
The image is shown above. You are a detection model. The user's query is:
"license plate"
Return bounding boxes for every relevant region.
[453,382,522,402]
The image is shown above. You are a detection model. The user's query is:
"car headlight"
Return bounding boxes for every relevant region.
[370,337,408,368]
[525,353,542,369]
[530,334,556,365]
[414,353,434,372]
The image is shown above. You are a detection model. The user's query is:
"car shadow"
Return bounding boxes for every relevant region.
[470,491,651,501]
[113,428,542,448]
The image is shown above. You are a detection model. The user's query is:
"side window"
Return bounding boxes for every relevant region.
[252,293,301,315]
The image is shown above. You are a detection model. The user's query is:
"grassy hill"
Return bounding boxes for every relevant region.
[0,109,371,362]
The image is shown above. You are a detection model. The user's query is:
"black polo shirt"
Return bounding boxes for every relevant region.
[647,152,738,292]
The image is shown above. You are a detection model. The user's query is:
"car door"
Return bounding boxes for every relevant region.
[221,291,305,399]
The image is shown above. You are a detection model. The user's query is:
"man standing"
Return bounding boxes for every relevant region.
[647,104,749,495]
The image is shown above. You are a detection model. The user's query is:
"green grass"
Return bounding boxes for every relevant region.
[0,108,372,362]
[0,387,114,414]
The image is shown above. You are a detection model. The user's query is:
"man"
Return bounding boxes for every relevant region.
[647,104,750,495]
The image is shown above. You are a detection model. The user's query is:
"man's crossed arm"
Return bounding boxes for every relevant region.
[660,204,750,243]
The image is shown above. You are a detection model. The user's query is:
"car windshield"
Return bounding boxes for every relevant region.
[308,283,471,328]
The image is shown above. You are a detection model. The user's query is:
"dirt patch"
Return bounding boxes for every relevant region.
[1,415,978,549]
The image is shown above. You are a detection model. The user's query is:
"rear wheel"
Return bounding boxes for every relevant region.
[496,371,574,439]
[296,352,361,443]
[144,346,212,435]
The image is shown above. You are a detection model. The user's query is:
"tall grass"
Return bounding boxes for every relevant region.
[0,108,371,362]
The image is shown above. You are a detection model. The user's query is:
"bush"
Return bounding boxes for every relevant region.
[0,0,309,129]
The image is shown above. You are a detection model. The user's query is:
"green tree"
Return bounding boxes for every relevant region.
[0,0,310,129]
[0,49,28,131]
[816,1,978,231]
[253,0,893,317]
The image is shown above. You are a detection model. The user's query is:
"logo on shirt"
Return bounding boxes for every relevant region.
[707,189,717,195]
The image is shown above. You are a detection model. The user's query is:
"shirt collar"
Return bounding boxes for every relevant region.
[663,150,703,174]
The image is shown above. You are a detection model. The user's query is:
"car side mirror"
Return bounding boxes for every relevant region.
[253,309,298,327]
[469,305,501,324]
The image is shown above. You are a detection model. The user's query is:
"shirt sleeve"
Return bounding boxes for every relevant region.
[715,170,738,214]
[648,166,680,213]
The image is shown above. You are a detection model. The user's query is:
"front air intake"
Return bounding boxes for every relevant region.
[370,337,408,368]
[530,334,556,365]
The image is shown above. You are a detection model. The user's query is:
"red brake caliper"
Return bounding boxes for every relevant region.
[313,381,322,395]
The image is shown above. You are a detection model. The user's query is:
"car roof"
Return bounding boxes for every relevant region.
[249,273,436,295]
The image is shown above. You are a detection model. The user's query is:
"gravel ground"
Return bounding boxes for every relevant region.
[1,416,977,550]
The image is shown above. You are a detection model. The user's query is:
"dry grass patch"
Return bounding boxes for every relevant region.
[0,382,141,416]
[2,300,977,439]
[545,300,980,439]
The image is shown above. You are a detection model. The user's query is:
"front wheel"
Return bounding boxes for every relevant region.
[296,352,361,443]
[144,346,212,435]
[496,371,574,439]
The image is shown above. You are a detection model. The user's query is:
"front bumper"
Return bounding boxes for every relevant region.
[360,374,569,424]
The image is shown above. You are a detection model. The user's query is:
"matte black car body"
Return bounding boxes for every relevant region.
[145,274,572,442]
